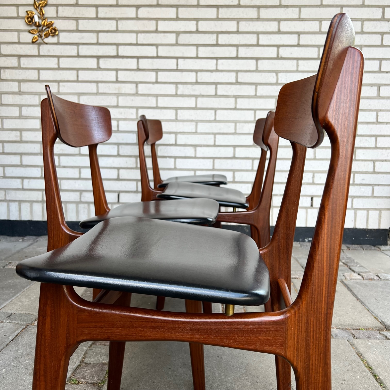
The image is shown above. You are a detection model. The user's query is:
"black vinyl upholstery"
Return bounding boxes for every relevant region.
[16,217,270,306]
[158,174,227,188]
[79,199,219,229]
[158,182,249,209]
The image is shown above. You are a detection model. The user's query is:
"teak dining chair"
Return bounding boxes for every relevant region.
[139,115,228,189]
[17,13,363,390]
[43,85,220,239]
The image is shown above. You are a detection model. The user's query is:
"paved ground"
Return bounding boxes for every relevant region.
[0,235,390,390]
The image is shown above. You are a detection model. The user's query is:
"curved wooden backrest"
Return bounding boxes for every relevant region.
[274,13,354,149]
[45,85,112,148]
[313,13,355,127]
[139,115,163,145]
[253,118,268,151]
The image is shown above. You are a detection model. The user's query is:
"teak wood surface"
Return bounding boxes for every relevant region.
[31,13,363,390]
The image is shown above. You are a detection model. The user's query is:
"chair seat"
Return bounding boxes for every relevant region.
[16,217,270,306]
[157,174,227,188]
[158,182,249,209]
[79,199,219,229]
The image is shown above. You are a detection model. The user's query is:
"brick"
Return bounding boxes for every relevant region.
[58,6,96,17]
[158,146,195,157]
[177,134,214,145]
[199,21,237,31]
[99,58,137,69]
[239,21,278,32]
[59,33,97,43]
[138,7,176,18]
[177,110,215,120]
[60,58,97,68]
[219,8,257,18]
[239,47,277,58]
[80,45,117,56]
[216,135,253,145]
[197,72,235,83]
[2,94,39,105]
[218,34,257,45]
[196,147,233,157]
[158,46,197,57]
[178,34,216,44]
[158,72,196,82]
[279,47,318,58]
[200,0,238,4]
[119,46,156,57]
[363,21,390,32]
[119,96,156,107]
[40,70,77,81]
[139,59,177,69]
[118,20,156,30]
[197,98,234,108]
[238,72,276,83]
[118,71,156,82]
[98,7,136,18]
[79,20,116,30]
[179,59,216,70]
[261,7,299,18]
[0,82,18,92]
[158,21,196,31]
[177,84,216,95]
[138,83,175,94]
[1,69,38,80]
[198,47,236,57]
[99,33,136,43]
[218,59,256,70]
[217,85,255,95]
[40,45,77,56]
[0,57,18,67]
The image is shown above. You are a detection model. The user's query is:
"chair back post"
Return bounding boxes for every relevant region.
[246,117,268,209]
[88,144,110,216]
[253,114,279,248]
[41,99,81,251]
[150,143,162,189]
[137,119,161,201]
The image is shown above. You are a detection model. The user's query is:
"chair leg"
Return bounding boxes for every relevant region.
[156,296,165,310]
[33,283,79,390]
[202,301,212,314]
[185,300,206,390]
[107,292,132,390]
[275,357,292,390]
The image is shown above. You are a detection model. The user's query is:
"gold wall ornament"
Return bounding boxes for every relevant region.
[25,0,58,44]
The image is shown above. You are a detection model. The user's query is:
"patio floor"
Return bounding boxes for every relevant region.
[0,235,389,390]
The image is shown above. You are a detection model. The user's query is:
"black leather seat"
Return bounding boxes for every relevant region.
[16,217,270,306]
[157,173,227,189]
[158,182,249,209]
[79,198,219,229]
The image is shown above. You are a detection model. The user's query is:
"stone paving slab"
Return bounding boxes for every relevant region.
[347,250,390,275]
[3,237,47,268]
[331,340,381,390]
[0,325,37,390]
[0,238,35,263]
[353,340,390,388]
[0,282,40,315]
[344,281,390,329]
[0,323,25,352]
[0,269,32,309]
[292,280,384,329]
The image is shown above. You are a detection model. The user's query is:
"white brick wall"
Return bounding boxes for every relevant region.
[0,2,389,230]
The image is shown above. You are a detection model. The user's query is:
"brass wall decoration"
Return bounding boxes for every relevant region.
[25,0,58,44]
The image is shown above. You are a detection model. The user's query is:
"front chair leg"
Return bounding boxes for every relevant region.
[33,283,79,390]
[185,300,206,390]
[276,357,292,390]
[107,292,132,390]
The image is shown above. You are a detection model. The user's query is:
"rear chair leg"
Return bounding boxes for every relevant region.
[185,300,206,390]
[33,283,79,390]
[107,292,132,390]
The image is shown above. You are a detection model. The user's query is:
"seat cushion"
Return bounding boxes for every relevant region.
[79,199,219,229]
[158,182,249,209]
[158,174,227,188]
[16,217,269,306]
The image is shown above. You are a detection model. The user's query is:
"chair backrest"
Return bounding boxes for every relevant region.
[46,86,112,148]
[261,13,363,331]
[42,87,112,251]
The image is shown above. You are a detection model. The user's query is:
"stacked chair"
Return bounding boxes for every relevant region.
[16,13,363,390]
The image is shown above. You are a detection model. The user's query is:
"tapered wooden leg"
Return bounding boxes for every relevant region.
[202,301,212,314]
[33,283,79,390]
[156,296,165,310]
[107,292,132,390]
[275,357,292,390]
[185,300,206,390]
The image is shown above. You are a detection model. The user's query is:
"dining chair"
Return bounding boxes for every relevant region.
[17,13,363,390]
[43,85,220,240]
[41,85,220,389]
[139,115,228,189]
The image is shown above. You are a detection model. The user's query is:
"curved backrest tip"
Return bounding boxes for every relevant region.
[313,13,355,128]
[253,118,267,151]
[45,86,112,148]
